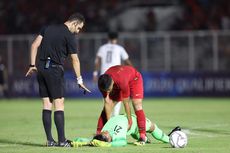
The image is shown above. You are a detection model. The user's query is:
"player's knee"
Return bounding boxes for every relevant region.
[132,99,143,110]
[54,98,64,110]
[43,99,53,109]
[149,123,155,132]
[133,102,143,111]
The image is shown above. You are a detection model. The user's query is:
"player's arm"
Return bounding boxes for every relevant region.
[93,56,101,82]
[25,35,42,76]
[121,47,133,66]
[103,95,114,120]
[124,59,133,66]
[123,97,132,129]
[70,53,91,93]
[121,85,132,129]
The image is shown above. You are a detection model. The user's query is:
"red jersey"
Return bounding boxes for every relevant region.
[101,65,144,101]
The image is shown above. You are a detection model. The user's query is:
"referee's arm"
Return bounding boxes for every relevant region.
[70,53,91,93]
[70,53,81,79]
[26,35,42,76]
[30,35,42,65]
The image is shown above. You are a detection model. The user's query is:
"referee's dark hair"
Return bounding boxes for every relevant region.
[68,13,85,23]
[108,32,118,40]
[98,74,112,92]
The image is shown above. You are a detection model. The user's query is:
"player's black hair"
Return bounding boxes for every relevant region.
[68,13,85,23]
[93,134,109,142]
[98,74,112,92]
[108,32,118,40]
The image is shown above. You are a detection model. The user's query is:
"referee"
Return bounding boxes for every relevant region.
[26,13,90,147]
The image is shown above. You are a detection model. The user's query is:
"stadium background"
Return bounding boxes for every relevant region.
[0,0,230,98]
[0,2,230,153]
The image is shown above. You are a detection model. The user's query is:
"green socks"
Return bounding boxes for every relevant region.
[151,124,169,143]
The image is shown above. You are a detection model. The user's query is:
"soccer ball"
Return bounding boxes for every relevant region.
[169,131,188,148]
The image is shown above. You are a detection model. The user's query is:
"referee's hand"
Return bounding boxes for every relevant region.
[25,67,37,77]
[78,83,91,94]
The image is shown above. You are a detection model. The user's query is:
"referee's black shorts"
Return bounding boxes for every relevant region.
[37,61,64,99]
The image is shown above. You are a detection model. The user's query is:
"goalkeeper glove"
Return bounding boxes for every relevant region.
[90,139,111,147]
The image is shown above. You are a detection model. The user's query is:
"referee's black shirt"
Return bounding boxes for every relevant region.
[38,24,77,65]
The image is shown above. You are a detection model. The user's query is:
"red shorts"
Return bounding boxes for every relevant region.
[129,71,144,99]
[107,71,144,101]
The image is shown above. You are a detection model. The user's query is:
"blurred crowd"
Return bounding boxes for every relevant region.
[171,0,230,31]
[0,0,121,34]
[0,0,230,34]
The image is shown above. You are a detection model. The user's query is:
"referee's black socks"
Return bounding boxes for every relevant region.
[54,110,65,143]
[42,109,54,141]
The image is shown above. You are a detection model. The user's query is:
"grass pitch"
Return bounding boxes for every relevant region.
[0,98,230,153]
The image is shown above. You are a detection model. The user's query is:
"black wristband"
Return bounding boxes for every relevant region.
[29,64,35,67]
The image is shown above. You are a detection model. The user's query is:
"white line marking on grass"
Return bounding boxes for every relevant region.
[189,123,230,130]
[182,129,216,137]
[0,144,17,147]
[181,127,230,138]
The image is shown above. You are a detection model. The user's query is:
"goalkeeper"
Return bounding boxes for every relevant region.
[72,114,180,147]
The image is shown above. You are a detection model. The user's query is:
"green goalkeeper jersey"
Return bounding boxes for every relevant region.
[101,114,151,147]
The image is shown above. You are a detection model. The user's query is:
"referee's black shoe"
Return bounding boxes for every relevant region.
[168,126,181,136]
[46,140,58,147]
[59,139,73,147]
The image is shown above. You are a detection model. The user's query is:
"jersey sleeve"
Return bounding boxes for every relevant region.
[120,47,129,60]
[66,34,77,54]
